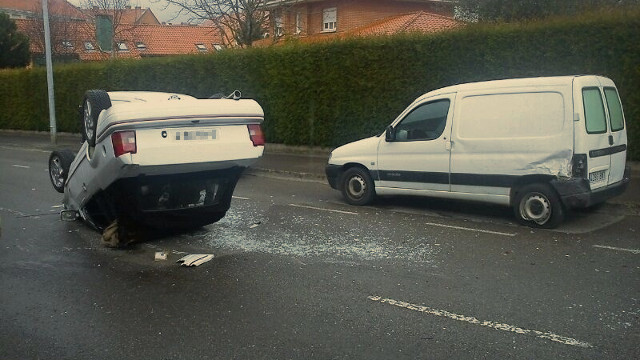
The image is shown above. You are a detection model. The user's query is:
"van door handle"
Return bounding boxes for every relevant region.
[609,135,614,146]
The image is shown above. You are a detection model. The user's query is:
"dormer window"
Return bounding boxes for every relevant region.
[195,43,207,52]
[212,44,223,51]
[117,42,129,51]
[84,41,95,51]
[135,41,147,50]
[323,8,337,32]
[62,40,73,48]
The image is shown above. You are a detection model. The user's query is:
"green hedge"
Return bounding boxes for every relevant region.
[1,9,639,159]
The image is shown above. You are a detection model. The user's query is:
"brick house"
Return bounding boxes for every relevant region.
[1,0,225,64]
[262,0,461,41]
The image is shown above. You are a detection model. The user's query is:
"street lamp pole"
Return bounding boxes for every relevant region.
[42,0,57,145]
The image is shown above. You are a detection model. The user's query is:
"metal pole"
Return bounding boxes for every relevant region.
[42,0,57,145]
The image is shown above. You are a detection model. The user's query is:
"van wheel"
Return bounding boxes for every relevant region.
[48,150,75,193]
[81,90,112,147]
[341,167,375,206]
[514,183,564,229]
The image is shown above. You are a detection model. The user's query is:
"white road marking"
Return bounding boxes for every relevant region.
[12,164,30,169]
[288,203,357,215]
[368,296,592,348]
[424,222,516,237]
[593,245,640,254]
[232,196,250,200]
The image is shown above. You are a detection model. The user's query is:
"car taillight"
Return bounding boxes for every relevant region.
[247,124,265,146]
[111,131,137,157]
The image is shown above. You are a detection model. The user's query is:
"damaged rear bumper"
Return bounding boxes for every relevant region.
[552,166,631,209]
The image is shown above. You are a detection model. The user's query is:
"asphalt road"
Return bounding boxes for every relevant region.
[1,143,638,359]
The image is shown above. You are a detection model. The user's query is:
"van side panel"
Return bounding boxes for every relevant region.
[450,87,573,197]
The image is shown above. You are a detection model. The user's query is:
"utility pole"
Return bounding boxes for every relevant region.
[42,0,57,145]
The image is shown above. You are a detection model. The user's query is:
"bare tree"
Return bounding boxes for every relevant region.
[18,1,89,63]
[160,0,274,47]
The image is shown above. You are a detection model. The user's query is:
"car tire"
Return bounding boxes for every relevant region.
[48,150,75,193]
[514,183,564,229]
[341,167,375,206]
[81,90,112,147]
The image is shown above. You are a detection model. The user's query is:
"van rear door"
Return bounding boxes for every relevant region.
[573,76,627,190]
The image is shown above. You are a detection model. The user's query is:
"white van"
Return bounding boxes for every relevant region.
[325,76,630,228]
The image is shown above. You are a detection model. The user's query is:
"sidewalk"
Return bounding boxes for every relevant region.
[1,130,638,204]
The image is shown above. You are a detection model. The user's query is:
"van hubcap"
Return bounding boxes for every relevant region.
[521,193,551,225]
[347,175,366,198]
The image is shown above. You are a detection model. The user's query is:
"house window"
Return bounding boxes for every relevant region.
[117,42,129,51]
[62,40,73,49]
[275,13,284,36]
[84,41,95,51]
[323,7,337,32]
[295,12,302,34]
[212,44,223,51]
[135,42,147,50]
[195,43,207,52]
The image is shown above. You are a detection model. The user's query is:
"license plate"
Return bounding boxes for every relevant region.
[173,129,217,141]
[589,170,607,183]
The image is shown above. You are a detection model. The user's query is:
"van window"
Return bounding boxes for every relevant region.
[604,87,624,132]
[395,99,450,141]
[457,92,564,139]
[582,88,607,134]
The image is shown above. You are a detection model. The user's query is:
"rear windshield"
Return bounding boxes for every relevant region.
[604,87,625,132]
[582,88,607,134]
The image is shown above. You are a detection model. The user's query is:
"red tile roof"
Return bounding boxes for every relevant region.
[351,11,464,36]
[132,24,224,56]
[14,18,224,61]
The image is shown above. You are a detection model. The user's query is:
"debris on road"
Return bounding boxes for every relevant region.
[177,254,214,267]
[249,221,262,229]
[154,251,168,261]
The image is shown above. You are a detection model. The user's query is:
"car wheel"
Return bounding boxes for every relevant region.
[48,150,75,193]
[81,90,112,147]
[514,183,564,229]
[341,167,375,206]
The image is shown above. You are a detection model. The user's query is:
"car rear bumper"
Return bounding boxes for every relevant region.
[552,166,631,209]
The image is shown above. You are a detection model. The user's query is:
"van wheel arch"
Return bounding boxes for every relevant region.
[512,182,565,228]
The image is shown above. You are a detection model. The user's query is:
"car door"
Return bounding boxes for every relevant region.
[375,95,454,192]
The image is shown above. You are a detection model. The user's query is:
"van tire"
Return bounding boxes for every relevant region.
[514,183,564,229]
[341,167,375,206]
[81,90,112,147]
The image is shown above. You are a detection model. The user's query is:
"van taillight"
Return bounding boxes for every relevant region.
[112,131,137,157]
[247,124,265,146]
[572,154,587,178]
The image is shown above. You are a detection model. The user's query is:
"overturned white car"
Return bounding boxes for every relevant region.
[48,90,265,243]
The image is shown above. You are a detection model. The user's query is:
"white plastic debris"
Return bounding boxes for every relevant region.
[154,251,168,261]
[176,254,214,267]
